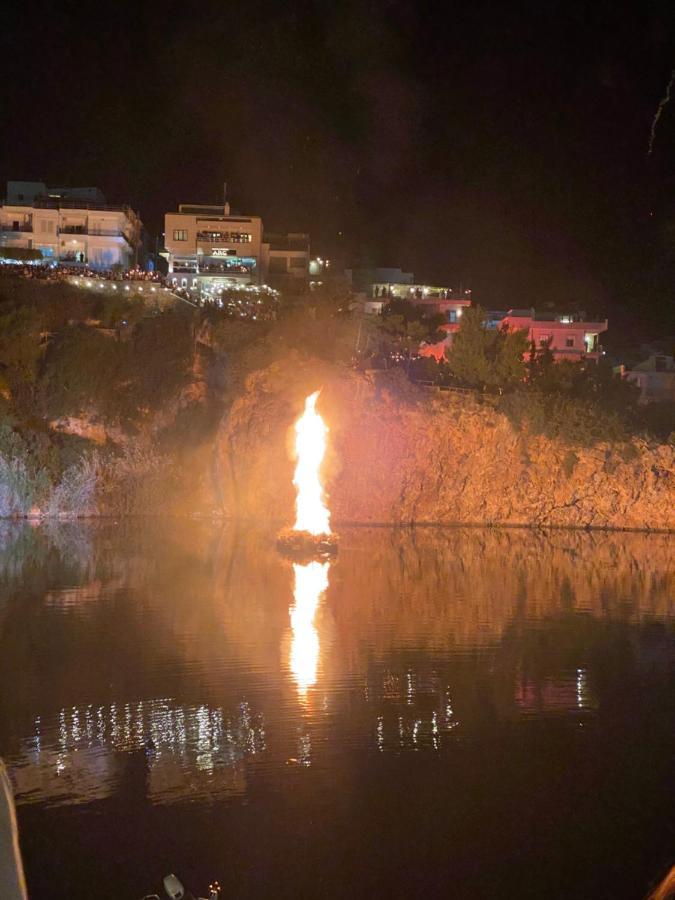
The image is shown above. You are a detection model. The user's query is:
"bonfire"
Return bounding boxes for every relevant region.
[277,391,338,561]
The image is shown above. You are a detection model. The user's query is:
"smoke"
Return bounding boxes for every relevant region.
[648,68,675,155]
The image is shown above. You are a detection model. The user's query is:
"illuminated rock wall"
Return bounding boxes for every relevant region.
[215,355,675,530]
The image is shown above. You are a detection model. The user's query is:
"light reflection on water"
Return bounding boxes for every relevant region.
[289,560,330,698]
[13,699,266,806]
[0,522,674,897]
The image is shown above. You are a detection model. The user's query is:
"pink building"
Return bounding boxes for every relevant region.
[499,309,608,362]
[420,307,608,363]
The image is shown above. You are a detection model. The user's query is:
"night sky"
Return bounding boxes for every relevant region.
[2,1,675,337]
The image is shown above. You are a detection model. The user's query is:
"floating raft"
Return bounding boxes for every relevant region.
[276,529,339,562]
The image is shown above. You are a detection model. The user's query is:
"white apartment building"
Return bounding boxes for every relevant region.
[163,201,310,290]
[0,181,142,270]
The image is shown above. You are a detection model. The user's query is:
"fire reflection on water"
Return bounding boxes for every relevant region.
[290,560,330,697]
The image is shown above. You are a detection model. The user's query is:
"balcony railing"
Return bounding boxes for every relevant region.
[90,229,130,239]
[198,263,255,274]
[1,223,32,233]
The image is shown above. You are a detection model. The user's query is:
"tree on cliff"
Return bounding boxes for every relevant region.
[446,306,529,390]
[376,299,445,360]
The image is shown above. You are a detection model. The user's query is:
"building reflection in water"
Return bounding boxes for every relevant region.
[289,560,330,698]
[372,675,460,752]
[11,699,266,806]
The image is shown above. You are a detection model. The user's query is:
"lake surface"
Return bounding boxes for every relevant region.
[0,522,674,899]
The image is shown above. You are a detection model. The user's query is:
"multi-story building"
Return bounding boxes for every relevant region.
[163,201,264,288]
[163,200,310,290]
[0,181,142,270]
[345,265,471,316]
[346,267,414,295]
[497,309,608,362]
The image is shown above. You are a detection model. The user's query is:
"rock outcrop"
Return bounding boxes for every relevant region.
[215,354,675,531]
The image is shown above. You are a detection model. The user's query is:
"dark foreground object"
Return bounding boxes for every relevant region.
[276,528,338,563]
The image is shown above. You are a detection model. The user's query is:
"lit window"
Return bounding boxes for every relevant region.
[173,229,188,241]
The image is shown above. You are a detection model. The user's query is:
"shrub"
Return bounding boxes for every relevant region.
[634,400,675,442]
[46,456,99,518]
[0,455,50,516]
[39,325,136,422]
[446,306,529,390]
[96,444,176,515]
[499,389,627,447]
[132,312,194,407]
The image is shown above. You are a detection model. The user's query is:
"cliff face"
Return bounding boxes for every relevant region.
[215,355,675,531]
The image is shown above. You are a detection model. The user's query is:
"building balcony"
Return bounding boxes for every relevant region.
[196,232,253,244]
[90,229,133,244]
[60,227,134,248]
[199,262,256,275]
[59,252,88,263]
[1,223,32,233]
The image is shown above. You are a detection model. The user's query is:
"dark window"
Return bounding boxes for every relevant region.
[566,337,574,348]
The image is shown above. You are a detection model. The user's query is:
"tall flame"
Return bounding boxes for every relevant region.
[293,391,331,535]
[290,560,329,697]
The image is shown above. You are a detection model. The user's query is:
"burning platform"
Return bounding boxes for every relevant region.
[276,528,338,562]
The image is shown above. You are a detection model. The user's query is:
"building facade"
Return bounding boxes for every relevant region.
[624,354,675,404]
[0,181,142,270]
[346,267,414,295]
[163,201,310,290]
[373,288,471,319]
[163,202,264,287]
[420,307,608,362]
[262,232,310,290]
[497,310,608,362]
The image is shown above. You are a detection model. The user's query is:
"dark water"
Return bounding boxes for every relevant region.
[0,522,674,899]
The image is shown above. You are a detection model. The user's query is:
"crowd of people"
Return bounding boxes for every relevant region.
[0,261,164,284]
[0,259,280,322]
[372,285,464,300]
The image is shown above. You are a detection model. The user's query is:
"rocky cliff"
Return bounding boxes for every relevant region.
[215,354,675,531]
